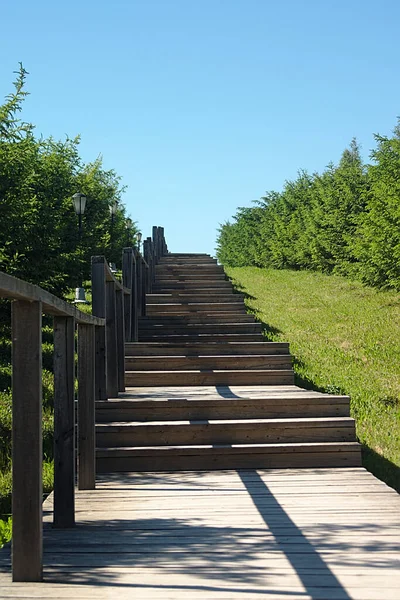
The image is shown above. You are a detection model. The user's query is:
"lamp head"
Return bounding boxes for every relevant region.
[72,192,87,215]
[109,200,119,216]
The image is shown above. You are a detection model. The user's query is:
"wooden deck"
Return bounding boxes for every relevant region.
[1,466,399,599]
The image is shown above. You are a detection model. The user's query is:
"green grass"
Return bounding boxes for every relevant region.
[226,266,400,491]
[0,515,11,548]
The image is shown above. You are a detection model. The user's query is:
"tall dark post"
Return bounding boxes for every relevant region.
[109,200,118,267]
[72,192,87,300]
[125,218,133,247]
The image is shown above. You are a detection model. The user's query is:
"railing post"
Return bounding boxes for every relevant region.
[141,256,147,314]
[152,226,159,263]
[92,257,107,401]
[106,280,118,397]
[122,248,133,342]
[78,323,96,490]
[134,248,144,317]
[116,288,125,392]
[12,300,43,582]
[143,241,151,294]
[131,251,138,341]
[133,248,141,317]
[145,237,154,286]
[159,226,165,256]
[53,315,76,529]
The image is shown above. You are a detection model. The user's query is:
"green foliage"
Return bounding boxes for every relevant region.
[226,266,400,491]
[0,515,12,548]
[354,127,400,289]
[0,65,140,527]
[0,65,139,297]
[0,392,11,471]
[0,468,12,517]
[217,131,400,291]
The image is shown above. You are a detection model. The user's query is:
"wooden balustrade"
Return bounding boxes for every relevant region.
[0,225,167,582]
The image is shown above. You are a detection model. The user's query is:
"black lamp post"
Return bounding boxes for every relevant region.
[136,231,142,253]
[125,218,133,246]
[72,192,87,303]
[109,200,119,273]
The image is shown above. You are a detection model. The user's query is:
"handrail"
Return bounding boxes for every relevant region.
[0,224,168,582]
[0,271,104,325]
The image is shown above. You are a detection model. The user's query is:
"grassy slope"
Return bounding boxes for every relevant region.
[226,267,400,491]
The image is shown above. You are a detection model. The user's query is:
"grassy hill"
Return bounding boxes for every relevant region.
[226,266,400,492]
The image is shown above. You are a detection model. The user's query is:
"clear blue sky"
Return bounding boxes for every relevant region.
[2,0,400,255]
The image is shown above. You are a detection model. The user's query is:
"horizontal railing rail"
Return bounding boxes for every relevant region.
[0,225,168,583]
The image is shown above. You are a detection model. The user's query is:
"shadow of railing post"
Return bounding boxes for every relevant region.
[238,470,352,600]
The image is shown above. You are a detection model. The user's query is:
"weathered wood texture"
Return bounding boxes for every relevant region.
[0,271,104,325]
[78,323,96,490]
[106,280,118,397]
[11,300,43,582]
[53,316,76,528]
[1,468,399,598]
[122,248,133,341]
[115,288,125,392]
[92,258,107,401]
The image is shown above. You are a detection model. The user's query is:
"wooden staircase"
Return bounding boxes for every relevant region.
[96,253,361,472]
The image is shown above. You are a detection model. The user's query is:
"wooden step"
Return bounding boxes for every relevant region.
[156,274,227,282]
[159,260,218,265]
[137,333,265,342]
[125,354,292,371]
[125,341,290,356]
[155,271,226,279]
[96,442,362,472]
[96,393,351,422]
[152,281,233,290]
[161,253,213,257]
[160,254,216,260]
[156,271,225,279]
[156,265,224,273]
[125,369,295,386]
[138,322,262,334]
[146,303,247,315]
[146,293,245,304]
[140,313,254,323]
[96,417,356,447]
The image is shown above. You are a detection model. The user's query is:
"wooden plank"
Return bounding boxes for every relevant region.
[125,369,295,386]
[131,251,138,341]
[78,323,96,490]
[115,288,125,392]
[141,256,147,314]
[92,257,107,401]
[0,271,103,326]
[2,467,399,599]
[122,248,133,342]
[106,280,118,398]
[53,316,75,528]
[96,417,356,447]
[137,333,264,342]
[125,355,292,371]
[11,300,43,581]
[124,342,291,356]
[95,398,349,422]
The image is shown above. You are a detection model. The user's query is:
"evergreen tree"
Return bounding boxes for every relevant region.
[356,126,400,289]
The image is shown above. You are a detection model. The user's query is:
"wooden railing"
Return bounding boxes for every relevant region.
[0,225,167,582]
